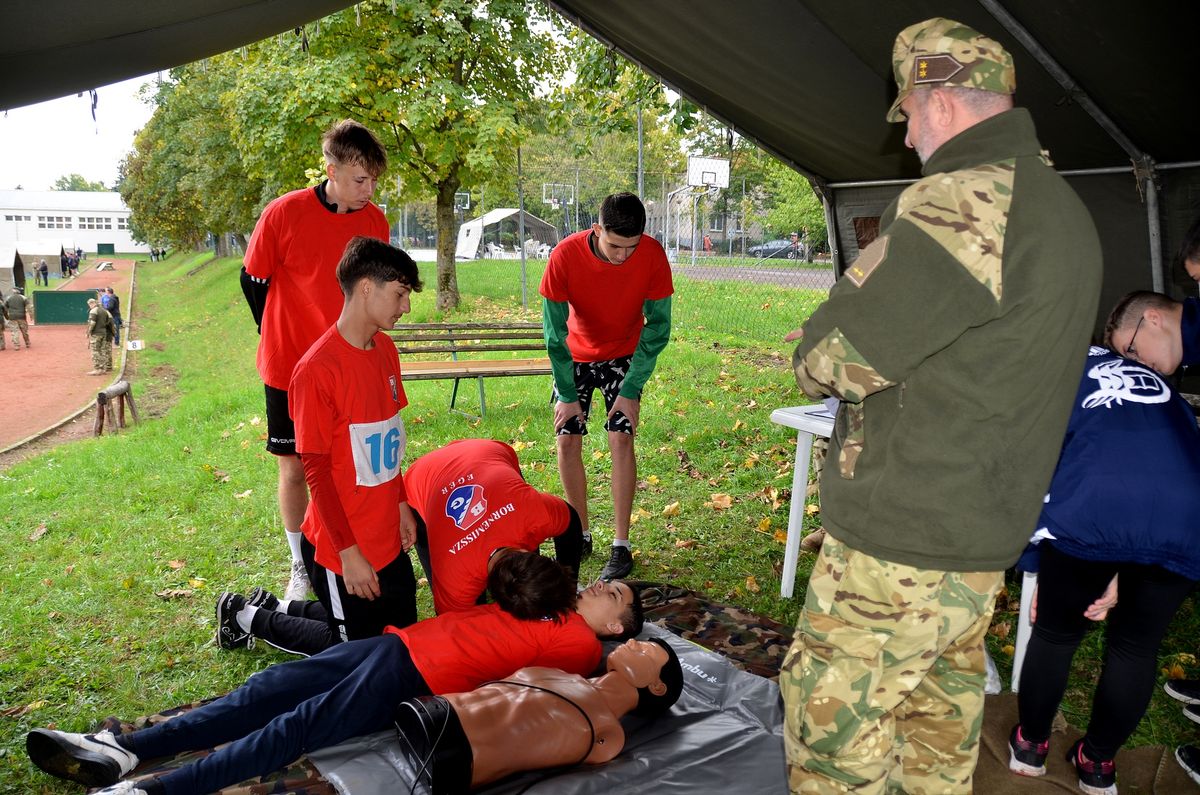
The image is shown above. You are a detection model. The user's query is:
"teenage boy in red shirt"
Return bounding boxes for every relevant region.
[216,236,421,656]
[241,119,390,601]
[404,437,585,613]
[539,192,673,580]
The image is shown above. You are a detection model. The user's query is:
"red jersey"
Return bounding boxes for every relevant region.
[244,187,389,389]
[538,229,674,362]
[290,326,408,574]
[404,439,571,614]
[387,604,600,694]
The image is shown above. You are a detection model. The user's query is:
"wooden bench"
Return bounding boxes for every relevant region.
[389,322,551,417]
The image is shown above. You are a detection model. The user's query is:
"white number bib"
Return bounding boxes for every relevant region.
[348,415,406,487]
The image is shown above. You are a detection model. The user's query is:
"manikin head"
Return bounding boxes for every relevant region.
[606,636,684,717]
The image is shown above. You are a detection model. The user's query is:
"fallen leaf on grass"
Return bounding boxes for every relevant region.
[1002,644,1015,657]
[417,577,429,588]
[674,539,696,549]
[705,493,733,510]
[732,419,745,431]
[757,517,772,533]
[122,577,134,589]
[249,416,262,426]
[591,450,605,461]
[234,489,253,499]
[746,575,761,594]
[504,402,520,410]
[804,503,820,516]
[168,560,186,570]
[1166,663,1187,679]
[64,565,74,575]
[990,622,1011,640]
[646,474,660,486]
[29,523,48,542]
[1,700,48,718]
[513,441,528,452]
[187,577,207,589]
[773,529,789,544]
[155,589,193,600]
[662,501,681,517]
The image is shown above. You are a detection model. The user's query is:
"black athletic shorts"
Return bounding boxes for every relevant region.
[395,695,474,794]
[552,356,639,436]
[264,384,297,455]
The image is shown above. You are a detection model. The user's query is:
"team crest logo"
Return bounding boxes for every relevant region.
[1081,357,1170,409]
[446,484,487,530]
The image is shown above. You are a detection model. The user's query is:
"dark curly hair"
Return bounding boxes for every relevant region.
[486,550,575,621]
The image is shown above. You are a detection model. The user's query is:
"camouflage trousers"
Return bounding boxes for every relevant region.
[90,335,112,371]
[5,319,29,348]
[781,534,1003,794]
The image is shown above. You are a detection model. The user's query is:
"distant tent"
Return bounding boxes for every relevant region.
[0,244,23,294]
[15,239,69,273]
[455,208,559,260]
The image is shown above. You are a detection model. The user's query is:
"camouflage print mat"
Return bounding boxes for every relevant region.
[97,581,789,794]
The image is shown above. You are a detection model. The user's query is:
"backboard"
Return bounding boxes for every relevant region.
[687,156,730,189]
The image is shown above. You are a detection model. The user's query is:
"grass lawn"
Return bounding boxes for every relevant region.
[1,250,1196,791]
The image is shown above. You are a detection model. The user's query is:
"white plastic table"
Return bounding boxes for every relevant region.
[769,404,836,597]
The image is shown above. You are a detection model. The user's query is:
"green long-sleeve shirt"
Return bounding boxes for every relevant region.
[544,296,672,401]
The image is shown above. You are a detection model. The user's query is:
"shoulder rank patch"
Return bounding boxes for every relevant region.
[845,235,889,287]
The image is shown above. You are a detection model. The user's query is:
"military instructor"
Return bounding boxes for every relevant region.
[781,18,1101,793]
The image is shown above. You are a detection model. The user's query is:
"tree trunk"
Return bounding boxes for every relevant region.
[214,233,230,258]
[435,179,461,312]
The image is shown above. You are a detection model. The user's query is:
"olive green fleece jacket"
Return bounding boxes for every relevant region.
[791,108,1102,571]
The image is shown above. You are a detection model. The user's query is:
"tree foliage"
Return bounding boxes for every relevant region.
[762,158,828,250]
[226,0,567,310]
[52,174,108,191]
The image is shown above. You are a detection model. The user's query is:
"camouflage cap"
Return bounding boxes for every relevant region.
[887,17,1015,122]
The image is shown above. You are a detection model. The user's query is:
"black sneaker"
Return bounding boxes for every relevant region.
[1177,744,1200,787]
[215,592,251,650]
[1165,679,1200,705]
[1186,704,1200,726]
[25,728,138,787]
[1066,738,1116,795]
[1007,724,1048,777]
[247,587,280,611]
[599,545,633,581]
[580,532,593,559]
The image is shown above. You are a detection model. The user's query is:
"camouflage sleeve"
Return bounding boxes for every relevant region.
[793,327,897,401]
[792,185,1001,390]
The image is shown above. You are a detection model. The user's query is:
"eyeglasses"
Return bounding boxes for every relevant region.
[1124,314,1145,357]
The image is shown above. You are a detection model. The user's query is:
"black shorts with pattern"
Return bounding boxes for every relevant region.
[552,356,639,436]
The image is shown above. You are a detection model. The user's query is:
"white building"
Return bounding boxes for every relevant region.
[0,190,149,255]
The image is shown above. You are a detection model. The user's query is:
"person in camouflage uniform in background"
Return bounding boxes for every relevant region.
[781,18,1102,793]
[5,286,31,349]
[86,297,115,375]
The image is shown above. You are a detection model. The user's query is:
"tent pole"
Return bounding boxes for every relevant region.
[978,0,1144,163]
[1141,157,1164,292]
[981,0,1167,286]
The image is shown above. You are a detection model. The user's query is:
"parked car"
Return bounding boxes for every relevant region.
[748,239,805,260]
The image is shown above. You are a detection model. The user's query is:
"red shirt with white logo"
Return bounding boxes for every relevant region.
[387,604,600,694]
[404,439,570,614]
[290,326,407,574]
[538,229,674,362]
[244,188,389,389]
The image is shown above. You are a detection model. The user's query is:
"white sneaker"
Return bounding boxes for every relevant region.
[93,783,150,795]
[26,728,139,787]
[284,559,312,601]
